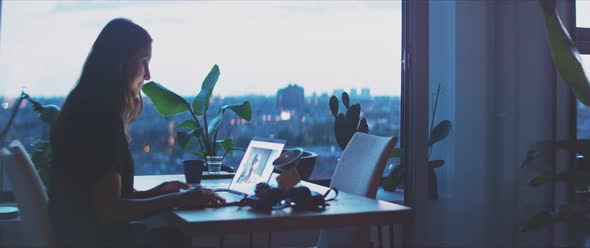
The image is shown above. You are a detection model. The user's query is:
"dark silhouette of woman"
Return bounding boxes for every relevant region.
[49,18,225,247]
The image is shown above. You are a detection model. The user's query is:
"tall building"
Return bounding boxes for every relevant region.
[276,84,305,114]
[332,88,344,99]
[350,88,358,99]
[360,88,371,99]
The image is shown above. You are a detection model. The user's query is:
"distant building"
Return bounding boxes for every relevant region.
[360,88,371,99]
[350,88,358,99]
[332,89,344,98]
[277,84,305,113]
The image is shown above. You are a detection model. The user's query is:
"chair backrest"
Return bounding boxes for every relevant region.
[1,140,54,248]
[319,133,397,248]
[329,132,398,198]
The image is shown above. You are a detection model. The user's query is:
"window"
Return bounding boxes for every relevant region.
[0,1,402,179]
[577,0,590,28]
[576,1,590,138]
[577,55,590,137]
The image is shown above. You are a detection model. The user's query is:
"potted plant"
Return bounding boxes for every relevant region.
[0,91,60,191]
[520,0,590,238]
[382,84,452,200]
[328,91,369,150]
[142,64,252,174]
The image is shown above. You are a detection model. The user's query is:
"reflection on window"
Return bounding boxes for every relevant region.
[0,1,402,179]
[577,55,590,138]
[577,1,590,28]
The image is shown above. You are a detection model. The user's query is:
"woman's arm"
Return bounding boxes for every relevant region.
[129,181,190,199]
[94,168,225,225]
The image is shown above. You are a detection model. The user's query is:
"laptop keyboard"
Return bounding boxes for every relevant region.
[216,191,246,202]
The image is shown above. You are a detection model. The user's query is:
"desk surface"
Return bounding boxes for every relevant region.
[135,175,413,235]
[135,174,404,203]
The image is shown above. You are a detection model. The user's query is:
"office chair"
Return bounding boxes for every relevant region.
[317,132,397,248]
[0,140,55,247]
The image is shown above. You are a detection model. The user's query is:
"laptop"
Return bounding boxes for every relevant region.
[214,137,286,202]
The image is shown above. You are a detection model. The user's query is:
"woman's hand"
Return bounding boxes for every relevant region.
[176,187,226,209]
[152,180,190,195]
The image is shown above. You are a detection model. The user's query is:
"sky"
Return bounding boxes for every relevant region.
[0,1,402,98]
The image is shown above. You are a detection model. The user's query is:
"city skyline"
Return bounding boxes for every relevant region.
[0,1,402,98]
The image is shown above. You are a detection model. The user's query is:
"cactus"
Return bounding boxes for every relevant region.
[329,92,369,150]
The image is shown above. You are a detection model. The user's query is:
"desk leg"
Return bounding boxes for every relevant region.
[377,225,383,248]
[219,235,224,248]
[249,232,254,248]
[389,224,394,248]
[268,232,272,248]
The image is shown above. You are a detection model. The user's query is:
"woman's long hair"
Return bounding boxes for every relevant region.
[56,18,152,141]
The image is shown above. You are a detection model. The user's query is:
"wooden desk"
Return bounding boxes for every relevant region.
[135,175,413,236]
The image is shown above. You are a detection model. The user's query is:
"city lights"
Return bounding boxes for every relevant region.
[280,111,291,121]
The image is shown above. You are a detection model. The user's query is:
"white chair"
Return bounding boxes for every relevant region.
[317,132,397,248]
[0,140,54,248]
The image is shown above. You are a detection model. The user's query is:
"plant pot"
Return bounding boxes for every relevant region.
[273,149,317,181]
[183,159,205,184]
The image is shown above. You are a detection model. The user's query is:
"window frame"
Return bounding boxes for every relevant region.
[577,28,590,54]
[576,1,590,54]
[401,0,429,247]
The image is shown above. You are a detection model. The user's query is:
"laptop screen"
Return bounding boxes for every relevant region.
[228,137,286,195]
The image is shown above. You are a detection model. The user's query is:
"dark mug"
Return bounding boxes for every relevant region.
[183,159,205,184]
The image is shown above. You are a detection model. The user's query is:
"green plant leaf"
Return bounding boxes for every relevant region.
[539,0,590,106]
[217,139,234,155]
[428,160,445,168]
[334,113,351,150]
[142,81,190,116]
[358,118,369,133]
[194,151,207,159]
[31,140,51,151]
[207,101,252,138]
[37,105,61,125]
[528,169,590,190]
[521,210,553,232]
[192,65,220,116]
[390,148,404,158]
[225,101,252,121]
[555,139,590,157]
[382,164,404,192]
[346,104,361,128]
[520,149,539,168]
[329,96,339,117]
[429,120,452,146]
[521,204,580,232]
[342,91,350,109]
[528,175,553,187]
[176,131,192,149]
[175,120,201,131]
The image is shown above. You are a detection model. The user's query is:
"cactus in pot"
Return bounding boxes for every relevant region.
[329,92,369,150]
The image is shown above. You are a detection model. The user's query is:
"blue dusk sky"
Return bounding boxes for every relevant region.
[0,1,402,98]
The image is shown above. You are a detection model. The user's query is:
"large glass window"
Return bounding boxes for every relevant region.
[576,0,590,138]
[0,1,401,179]
[577,55,590,137]
[577,1,590,28]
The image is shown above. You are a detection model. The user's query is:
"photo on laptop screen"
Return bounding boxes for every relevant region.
[229,137,286,194]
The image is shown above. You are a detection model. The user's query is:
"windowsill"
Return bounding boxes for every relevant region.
[308,178,404,204]
[377,188,404,204]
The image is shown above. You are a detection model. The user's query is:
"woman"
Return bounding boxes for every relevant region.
[49,18,225,247]
[237,153,260,184]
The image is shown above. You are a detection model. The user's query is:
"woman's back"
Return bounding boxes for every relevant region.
[49,99,134,246]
